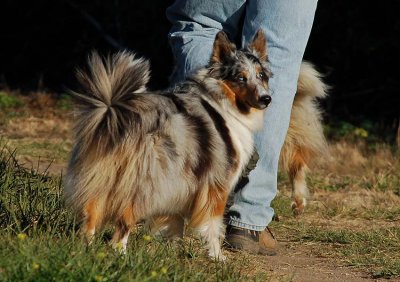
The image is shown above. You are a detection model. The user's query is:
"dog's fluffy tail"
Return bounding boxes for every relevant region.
[296,62,328,100]
[289,61,328,157]
[71,51,150,156]
[281,62,329,173]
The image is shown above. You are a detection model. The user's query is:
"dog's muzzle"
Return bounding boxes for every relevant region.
[257,95,272,109]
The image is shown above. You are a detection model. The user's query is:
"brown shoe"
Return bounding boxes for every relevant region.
[225,225,278,256]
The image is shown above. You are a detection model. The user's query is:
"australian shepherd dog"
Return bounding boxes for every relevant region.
[65,29,327,260]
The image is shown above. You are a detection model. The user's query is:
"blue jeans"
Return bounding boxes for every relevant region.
[167,0,317,231]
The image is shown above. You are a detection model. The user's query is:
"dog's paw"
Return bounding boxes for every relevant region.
[111,242,127,255]
[209,252,227,262]
[291,197,306,216]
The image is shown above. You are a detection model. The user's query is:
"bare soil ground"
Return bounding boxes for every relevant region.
[1,92,399,281]
[243,251,372,282]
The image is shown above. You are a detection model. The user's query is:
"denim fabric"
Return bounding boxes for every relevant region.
[167,0,318,231]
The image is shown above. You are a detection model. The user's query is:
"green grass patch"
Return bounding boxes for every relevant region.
[56,93,73,111]
[0,149,70,233]
[271,195,293,218]
[0,233,255,282]
[0,91,23,109]
[0,149,267,281]
[324,120,397,144]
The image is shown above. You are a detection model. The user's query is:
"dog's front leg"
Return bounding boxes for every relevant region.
[197,216,226,260]
[81,199,100,244]
[111,206,136,254]
[190,186,228,261]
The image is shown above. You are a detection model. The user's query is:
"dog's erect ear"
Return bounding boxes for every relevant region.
[210,31,236,64]
[248,29,268,61]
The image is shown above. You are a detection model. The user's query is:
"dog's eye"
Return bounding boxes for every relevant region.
[258,72,265,80]
[237,76,247,83]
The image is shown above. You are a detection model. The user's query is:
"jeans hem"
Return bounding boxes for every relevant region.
[227,218,267,231]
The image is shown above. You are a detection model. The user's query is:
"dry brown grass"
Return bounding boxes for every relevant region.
[0,90,72,173]
[273,138,400,279]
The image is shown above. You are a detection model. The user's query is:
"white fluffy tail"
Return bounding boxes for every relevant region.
[296,62,328,99]
[71,51,150,156]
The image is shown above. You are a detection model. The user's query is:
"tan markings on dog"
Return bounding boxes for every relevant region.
[83,199,99,239]
[112,206,136,242]
[291,165,308,216]
[122,205,136,227]
[239,70,249,79]
[189,185,227,228]
[280,146,311,216]
[287,147,310,180]
[211,188,228,217]
[224,80,254,113]
[255,65,262,74]
[224,81,247,101]
[219,81,236,105]
[250,107,263,114]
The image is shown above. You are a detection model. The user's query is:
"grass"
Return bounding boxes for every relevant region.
[0,233,252,281]
[0,149,72,235]
[271,142,400,279]
[11,140,70,161]
[271,192,400,279]
[0,91,23,109]
[0,149,267,281]
[1,90,400,280]
[56,93,73,111]
[291,224,400,279]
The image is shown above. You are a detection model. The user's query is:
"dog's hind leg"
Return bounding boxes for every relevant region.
[111,206,136,254]
[81,199,100,243]
[146,215,185,240]
[288,149,310,216]
[190,186,228,261]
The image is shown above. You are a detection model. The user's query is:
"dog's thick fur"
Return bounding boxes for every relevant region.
[281,62,328,215]
[65,29,328,259]
[65,30,272,260]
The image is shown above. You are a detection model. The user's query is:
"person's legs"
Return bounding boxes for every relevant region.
[166,0,245,83]
[167,0,319,255]
[227,0,318,230]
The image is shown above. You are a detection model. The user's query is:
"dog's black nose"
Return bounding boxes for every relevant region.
[259,95,271,107]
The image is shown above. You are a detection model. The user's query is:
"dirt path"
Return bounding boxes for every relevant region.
[252,244,375,282]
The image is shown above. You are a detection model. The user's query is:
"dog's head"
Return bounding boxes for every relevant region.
[208,30,272,114]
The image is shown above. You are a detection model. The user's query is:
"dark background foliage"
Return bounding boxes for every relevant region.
[1,0,399,137]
